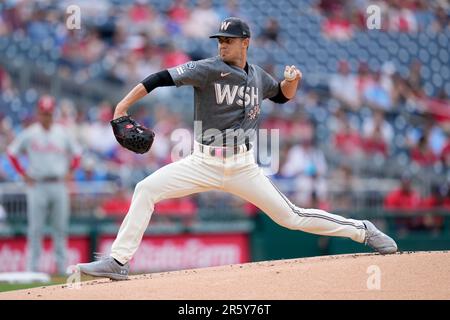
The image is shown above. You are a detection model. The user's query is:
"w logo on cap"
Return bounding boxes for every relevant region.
[210,17,251,39]
[220,21,231,31]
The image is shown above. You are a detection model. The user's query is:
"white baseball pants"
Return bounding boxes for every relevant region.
[110,142,367,264]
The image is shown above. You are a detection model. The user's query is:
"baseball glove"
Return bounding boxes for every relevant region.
[110,115,155,154]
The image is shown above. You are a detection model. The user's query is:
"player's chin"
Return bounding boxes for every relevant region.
[222,57,235,64]
[220,52,229,60]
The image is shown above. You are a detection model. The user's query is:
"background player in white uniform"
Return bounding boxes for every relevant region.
[78,17,397,280]
[7,95,82,274]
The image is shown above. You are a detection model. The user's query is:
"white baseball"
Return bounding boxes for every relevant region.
[284,65,297,81]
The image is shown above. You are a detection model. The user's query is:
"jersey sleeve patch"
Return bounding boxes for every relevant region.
[176,65,186,75]
[185,61,196,70]
[175,61,195,75]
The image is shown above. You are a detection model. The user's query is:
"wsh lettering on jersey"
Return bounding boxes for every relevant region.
[214,84,259,107]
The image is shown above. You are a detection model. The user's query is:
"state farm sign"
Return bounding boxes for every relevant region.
[98,234,249,272]
[0,237,90,273]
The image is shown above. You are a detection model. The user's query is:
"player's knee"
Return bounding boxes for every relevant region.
[275,214,300,230]
[134,180,160,201]
[134,180,152,197]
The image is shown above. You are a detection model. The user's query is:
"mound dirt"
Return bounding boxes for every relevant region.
[1,251,449,300]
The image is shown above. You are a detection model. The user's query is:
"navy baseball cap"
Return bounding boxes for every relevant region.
[209,17,251,39]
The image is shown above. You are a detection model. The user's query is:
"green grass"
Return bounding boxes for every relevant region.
[0,276,68,293]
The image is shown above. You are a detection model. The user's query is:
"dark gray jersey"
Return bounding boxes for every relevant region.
[168,56,279,147]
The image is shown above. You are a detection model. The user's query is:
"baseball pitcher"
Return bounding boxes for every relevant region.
[78,17,397,280]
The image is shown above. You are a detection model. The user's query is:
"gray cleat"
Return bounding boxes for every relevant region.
[77,256,130,280]
[363,220,398,255]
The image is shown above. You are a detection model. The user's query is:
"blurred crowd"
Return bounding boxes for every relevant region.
[1,0,450,232]
[319,0,449,40]
[0,0,247,85]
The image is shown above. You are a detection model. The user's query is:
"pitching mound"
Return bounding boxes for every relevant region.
[1,251,449,300]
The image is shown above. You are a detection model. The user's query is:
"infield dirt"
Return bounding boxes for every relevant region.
[1,251,448,299]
